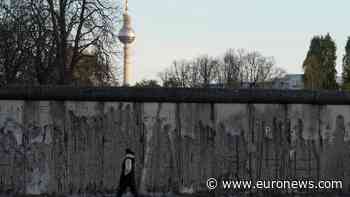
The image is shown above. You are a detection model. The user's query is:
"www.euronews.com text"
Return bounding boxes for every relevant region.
[206,178,342,191]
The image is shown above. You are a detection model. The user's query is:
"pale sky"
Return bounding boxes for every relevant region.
[124,0,349,83]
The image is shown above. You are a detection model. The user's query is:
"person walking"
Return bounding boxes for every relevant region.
[117,148,138,197]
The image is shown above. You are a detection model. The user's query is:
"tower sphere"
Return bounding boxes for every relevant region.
[118,13,136,44]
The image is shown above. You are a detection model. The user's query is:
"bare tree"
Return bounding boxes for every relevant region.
[28,0,58,84]
[239,50,285,88]
[159,49,286,88]
[195,55,218,87]
[159,56,219,88]
[46,0,119,84]
[159,60,191,88]
[215,49,241,88]
[0,0,121,86]
[0,0,50,85]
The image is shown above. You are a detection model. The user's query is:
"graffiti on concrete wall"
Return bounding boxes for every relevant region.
[0,101,52,194]
[0,101,348,194]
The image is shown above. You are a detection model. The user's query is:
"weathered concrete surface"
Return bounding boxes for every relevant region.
[0,88,349,195]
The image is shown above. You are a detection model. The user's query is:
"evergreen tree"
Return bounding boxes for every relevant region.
[303,36,322,89]
[320,34,338,89]
[342,37,350,90]
[303,34,338,90]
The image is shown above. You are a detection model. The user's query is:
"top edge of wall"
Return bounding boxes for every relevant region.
[0,86,348,105]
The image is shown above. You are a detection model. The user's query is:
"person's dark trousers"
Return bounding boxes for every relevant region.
[117,175,138,197]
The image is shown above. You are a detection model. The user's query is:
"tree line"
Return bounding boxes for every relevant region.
[138,34,350,91]
[152,49,285,88]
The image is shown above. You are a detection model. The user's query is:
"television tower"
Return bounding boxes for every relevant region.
[118,0,136,86]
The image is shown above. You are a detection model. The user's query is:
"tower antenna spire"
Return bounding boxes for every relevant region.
[125,0,128,12]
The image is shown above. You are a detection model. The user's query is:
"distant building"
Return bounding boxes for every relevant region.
[272,74,304,90]
[208,74,305,90]
[209,74,345,90]
[66,46,106,86]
